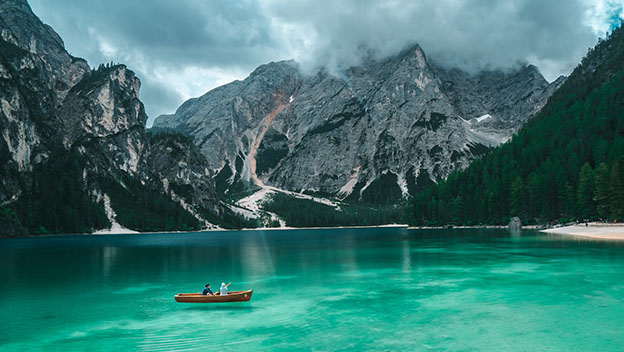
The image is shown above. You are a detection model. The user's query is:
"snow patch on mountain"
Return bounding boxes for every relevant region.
[475,114,492,123]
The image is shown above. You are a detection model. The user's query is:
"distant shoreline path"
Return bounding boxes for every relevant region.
[542,223,624,240]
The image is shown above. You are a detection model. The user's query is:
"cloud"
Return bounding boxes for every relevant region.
[28,0,623,126]
[582,0,624,32]
[29,0,283,125]
[263,0,620,79]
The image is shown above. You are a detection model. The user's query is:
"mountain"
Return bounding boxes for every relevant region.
[153,45,563,206]
[410,22,624,226]
[0,0,573,234]
[0,0,227,236]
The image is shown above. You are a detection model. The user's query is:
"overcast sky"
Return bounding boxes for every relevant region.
[29,0,624,126]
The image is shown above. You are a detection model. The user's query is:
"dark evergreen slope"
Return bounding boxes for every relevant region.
[262,193,406,227]
[410,22,624,226]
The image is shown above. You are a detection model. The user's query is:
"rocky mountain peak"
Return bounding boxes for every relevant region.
[154,60,302,133]
[0,0,88,100]
[249,60,299,79]
[60,64,147,149]
[155,44,564,203]
[396,43,429,69]
[1,0,65,56]
[523,63,542,75]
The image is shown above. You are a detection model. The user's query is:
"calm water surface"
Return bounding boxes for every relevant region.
[1,228,624,351]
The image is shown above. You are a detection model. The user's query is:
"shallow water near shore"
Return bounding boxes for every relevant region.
[1,228,624,351]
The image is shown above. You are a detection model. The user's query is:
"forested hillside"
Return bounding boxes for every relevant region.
[410,22,624,226]
[263,193,406,227]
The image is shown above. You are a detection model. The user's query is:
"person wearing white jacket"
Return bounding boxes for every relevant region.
[219,282,228,296]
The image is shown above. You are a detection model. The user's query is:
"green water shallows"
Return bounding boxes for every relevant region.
[1,228,624,351]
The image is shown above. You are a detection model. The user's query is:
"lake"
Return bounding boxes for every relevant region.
[1,228,624,351]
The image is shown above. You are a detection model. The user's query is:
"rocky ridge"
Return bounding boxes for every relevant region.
[154,45,565,204]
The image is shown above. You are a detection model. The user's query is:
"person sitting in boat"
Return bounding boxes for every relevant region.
[219,282,228,296]
[201,283,214,296]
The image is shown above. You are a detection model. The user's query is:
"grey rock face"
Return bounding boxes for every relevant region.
[154,60,302,185]
[147,134,221,218]
[0,0,88,202]
[154,45,563,202]
[0,0,221,228]
[51,64,222,226]
[60,65,149,177]
[432,63,565,140]
[60,66,147,171]
[0,0,88,100]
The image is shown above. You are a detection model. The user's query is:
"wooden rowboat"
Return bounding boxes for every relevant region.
[174,290,253,303]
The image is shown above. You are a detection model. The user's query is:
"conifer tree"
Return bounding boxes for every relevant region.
[609,158,624,220]
[593,162,611,219]
[576,163,595,220]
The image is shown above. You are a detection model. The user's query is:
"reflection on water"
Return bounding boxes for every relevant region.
[1,228,624,350]
[241,231,275,280]
[401,236,411,273]
[508,227,522,240]
[101,246,117,278]
[183,305,254,312]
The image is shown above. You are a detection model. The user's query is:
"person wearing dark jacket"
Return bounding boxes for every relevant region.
[202,283,214,296]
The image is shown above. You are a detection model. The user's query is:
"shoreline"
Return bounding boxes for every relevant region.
[237,223,409,232]
[8,223,624,240]
[407,225,544,230]
[541,223,624,241]
[0,224,410,238]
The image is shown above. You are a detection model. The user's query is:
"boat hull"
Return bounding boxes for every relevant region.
[174,290,253,303]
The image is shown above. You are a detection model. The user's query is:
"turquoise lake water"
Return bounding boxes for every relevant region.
[1,228,624,351]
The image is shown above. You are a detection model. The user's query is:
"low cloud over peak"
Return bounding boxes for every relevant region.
[29,0,623,125]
